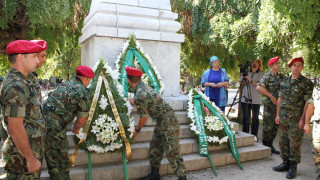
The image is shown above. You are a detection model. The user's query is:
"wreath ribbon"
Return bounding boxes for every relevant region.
[101,72,132,160]
[120,47,160,97]
[193,95,217,176]
[194,94,243,170]
[69,74,103,167]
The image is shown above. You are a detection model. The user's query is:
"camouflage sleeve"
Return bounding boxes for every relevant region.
[3,83,27,117]
[304,79,314,101]
[278,79,285,98]
[75,89,90,118]
[135,91,149,118]
[258,74,268,87]
[307,97,314,105]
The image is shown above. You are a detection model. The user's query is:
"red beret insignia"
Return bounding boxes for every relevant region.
[268,56,279,66]
[76,65,95,78]
[288,57,304,67]
[6,40,41,54]
[125,66,143,77]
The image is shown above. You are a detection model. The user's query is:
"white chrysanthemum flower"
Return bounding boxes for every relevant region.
[219,136,229,144]
[128,92,134,98]
[190,125,197,132]
[142,74,149,84]
[76,128,86,140]
[116,83,125,98]
[133,60,139,68]
[91,125,101,134]
[99,95,109,110]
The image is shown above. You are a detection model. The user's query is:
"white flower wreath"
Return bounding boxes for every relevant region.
[187,89,233,145]
[76,59,135,153]
[114,37,165,94]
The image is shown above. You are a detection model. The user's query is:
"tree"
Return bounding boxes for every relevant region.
[0,0,91,79]
[171,0,320,85]
[171,0,261,81]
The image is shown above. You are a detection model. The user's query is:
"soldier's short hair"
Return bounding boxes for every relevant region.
[127,75,141,83]
[8,54,18,64]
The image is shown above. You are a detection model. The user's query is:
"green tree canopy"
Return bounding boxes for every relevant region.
[0,0,91,79]
[171,0,320,81]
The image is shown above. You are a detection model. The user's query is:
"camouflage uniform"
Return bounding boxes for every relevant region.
[0,67,45,179]
[308,87,320,172]
[43,77,90,179]
[278,75,313,163]
[134,82,186,178]
[258,71,285,144]
[0,72,42,141]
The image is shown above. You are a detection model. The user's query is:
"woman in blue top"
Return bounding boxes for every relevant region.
[201,56,229,112]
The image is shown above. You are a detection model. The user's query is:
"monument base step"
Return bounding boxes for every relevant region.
[40,143,270,180]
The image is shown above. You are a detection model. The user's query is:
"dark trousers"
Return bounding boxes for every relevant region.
[241,102,260,136]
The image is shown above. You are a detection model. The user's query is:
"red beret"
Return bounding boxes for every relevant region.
[125,66,143,77]
[6,40,41,54]
[76,65,95,78]
[31,40,47,51]
[288,57,304,67]
[268,56,279,66]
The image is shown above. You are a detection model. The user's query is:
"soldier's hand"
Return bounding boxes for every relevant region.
[133,130,138,139]
[304,124,311,134]
[275,116,280,124]
[270,96,277,105]
[72,128,80,134]
[27,158,41,173]
[298,120,304,130]
[128,98,135,106]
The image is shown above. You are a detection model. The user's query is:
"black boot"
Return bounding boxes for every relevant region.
[286,161,297,179]
[271,145,280,155]
[317,174,320,180]
[263,140,273,155]
[262,140,269,146]
[178,176,187,180]
[140,167,160,180]
[273,159,290,172]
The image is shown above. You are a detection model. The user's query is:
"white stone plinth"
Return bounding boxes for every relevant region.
[80,0,184,96]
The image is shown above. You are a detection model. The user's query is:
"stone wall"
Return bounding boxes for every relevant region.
[79,0,184,96]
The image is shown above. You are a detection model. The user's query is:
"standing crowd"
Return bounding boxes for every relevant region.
[0,39,319,180]
[202,55,318,179]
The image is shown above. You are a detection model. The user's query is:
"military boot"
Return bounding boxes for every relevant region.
[286,161,297,179]
[140,167,160,180]
[317,174,320,180]
[263,140,272,155]
[270,145,280,155]
[273,159,290,172]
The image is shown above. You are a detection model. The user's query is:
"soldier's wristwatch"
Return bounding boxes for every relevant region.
[135,128,141,132]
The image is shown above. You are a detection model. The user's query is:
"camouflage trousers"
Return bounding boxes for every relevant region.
[279,109,304,163]
[2,136,44,180]
[313,121,320,171]
[43,111,70,180]
[262,102,279,142]
[149,114,186,178]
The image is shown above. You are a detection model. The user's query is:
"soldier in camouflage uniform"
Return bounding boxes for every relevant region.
[0,40,45,179]
[257,57,285,155]
[304,86,320,180]
[42,65,94,179]
[273,57,314,179]
[0,40,47,142]
[125,67,187,180]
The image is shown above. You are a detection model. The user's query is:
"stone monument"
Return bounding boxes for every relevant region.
[79,0,184,97]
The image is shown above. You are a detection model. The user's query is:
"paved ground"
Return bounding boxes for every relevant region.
[162,118,317,180]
